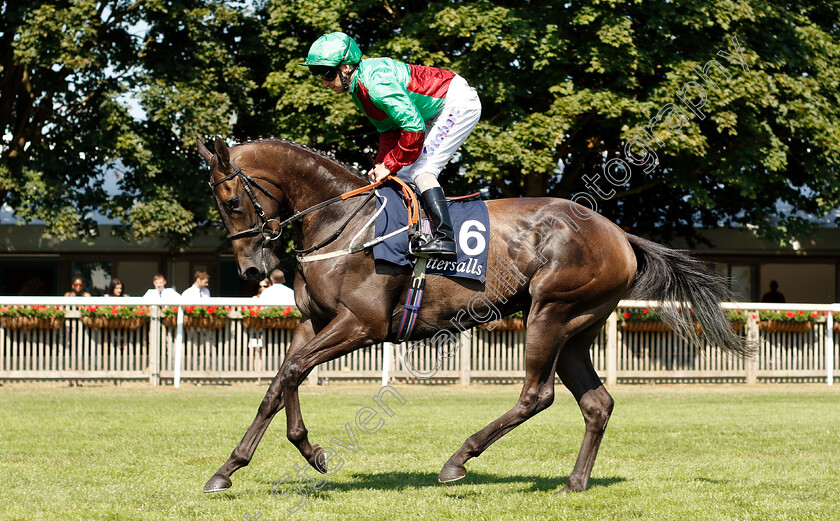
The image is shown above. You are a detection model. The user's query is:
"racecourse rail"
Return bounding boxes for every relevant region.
[0,297,836,386]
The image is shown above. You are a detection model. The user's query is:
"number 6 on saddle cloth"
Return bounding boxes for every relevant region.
[371,182,490,341]
[373,182,490,283]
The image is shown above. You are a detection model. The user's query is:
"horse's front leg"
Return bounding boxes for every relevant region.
[203,319,316,492]
[279,309,376,472]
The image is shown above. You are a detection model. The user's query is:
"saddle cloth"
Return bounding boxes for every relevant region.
[373,182,489,282]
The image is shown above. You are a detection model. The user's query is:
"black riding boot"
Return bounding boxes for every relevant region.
[413,187,457,259]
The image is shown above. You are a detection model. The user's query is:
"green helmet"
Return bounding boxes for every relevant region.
[302,32,362,67]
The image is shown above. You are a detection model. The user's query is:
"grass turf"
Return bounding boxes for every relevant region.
[0,382,838,520]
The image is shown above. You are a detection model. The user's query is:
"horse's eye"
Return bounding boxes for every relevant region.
[226,198,240,211]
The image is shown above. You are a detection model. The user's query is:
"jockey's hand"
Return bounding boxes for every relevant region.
[368,163,392,183]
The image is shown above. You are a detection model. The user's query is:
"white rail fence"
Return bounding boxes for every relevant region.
[0,298,837,385]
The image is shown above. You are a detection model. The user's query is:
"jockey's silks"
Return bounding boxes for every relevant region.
[349,58,456,172]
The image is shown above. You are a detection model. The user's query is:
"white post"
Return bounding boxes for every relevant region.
[149,305,160,386]
[306,365,319,386]
[827,312,834,387]
[174,305,184,388]
[745,310,759,384]
[606,311,617,386]
[382,342,393,387]
[459,330,471,386]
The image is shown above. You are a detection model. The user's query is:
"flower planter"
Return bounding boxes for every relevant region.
[0,316,65,330]
[163,316,227,330]
[834,322,840,333]
[620,321,671,333]
[694,321,745,334]
[479,318,525,331]
[759,321,813,333]
[82,316,148,331]
[242,317,300,330]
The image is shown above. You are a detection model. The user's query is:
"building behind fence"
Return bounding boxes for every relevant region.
[0,298,837,385]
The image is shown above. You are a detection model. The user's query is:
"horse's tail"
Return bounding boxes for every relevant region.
[625,233,753,356]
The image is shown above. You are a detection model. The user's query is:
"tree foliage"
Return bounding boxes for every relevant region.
[258,0,840,245]
[1,0,260,244]
[1,0,138,239]
[2,0,839,246]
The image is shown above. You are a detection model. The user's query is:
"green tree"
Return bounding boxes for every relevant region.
[109,0,264,243]
[0,0,260,244]
[1,0,140,239]
[3,0,839,247]
[259,0,840,245]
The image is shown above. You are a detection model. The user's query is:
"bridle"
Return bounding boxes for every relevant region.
[209,159,287,244]
[209,158,418,256]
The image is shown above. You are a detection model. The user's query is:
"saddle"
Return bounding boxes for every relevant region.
[375,184,488,341]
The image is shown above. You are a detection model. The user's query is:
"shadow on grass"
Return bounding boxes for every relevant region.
[205,490,246,501]
[693,477,730,485]
[256,471,626,494]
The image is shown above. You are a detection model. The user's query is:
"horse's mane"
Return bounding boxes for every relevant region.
[234,137,368,183]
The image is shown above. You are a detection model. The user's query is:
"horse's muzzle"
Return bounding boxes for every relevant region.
[241,266,263,280]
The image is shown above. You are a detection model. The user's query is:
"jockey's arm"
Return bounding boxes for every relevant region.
[364,71,426,174]
[375,131,400,164]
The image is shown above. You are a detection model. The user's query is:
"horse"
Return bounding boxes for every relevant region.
[197,136,750,494]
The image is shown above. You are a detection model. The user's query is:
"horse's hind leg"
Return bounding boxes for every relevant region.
[555,323,614,493]
[203,320,316,492]
[438,304,564,483]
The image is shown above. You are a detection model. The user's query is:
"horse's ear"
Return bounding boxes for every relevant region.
[196,136,213,163]
[214,135,231,169]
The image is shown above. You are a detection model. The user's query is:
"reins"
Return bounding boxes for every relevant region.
[294,190,376,255]
[210,158,419,256]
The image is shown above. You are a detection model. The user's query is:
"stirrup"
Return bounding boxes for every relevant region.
[406,228,429,257]
[411,236,456,259]
[407,233,432,258]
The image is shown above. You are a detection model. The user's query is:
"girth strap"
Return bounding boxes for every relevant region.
[396,257,428,342]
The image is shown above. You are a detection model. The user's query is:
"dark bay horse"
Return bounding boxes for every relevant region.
[198,136,749,494]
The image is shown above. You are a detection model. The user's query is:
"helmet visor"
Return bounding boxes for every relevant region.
[309,65,339,81]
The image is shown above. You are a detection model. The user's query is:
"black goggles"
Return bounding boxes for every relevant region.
[309,66,339,81]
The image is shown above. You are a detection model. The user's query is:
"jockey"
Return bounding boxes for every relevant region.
[303,32,482,260]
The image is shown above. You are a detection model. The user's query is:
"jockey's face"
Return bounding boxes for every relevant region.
[323,74,343,93]
[321,64,354,94]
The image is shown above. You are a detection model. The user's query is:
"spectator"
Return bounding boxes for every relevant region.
[63,275,91,297]
[105,278,127,297]
[254,278,271,298]
[259,269,294,303]
[181,270,211,299]
[761,280,786,303]
[142,274,180,299]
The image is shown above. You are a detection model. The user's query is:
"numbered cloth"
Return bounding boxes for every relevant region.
[373,183,489,282]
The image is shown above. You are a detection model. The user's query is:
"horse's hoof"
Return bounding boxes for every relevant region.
[557,480,584,494]
[203,473,232,493]
[438,462,467,483]
[308,445,328,474]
